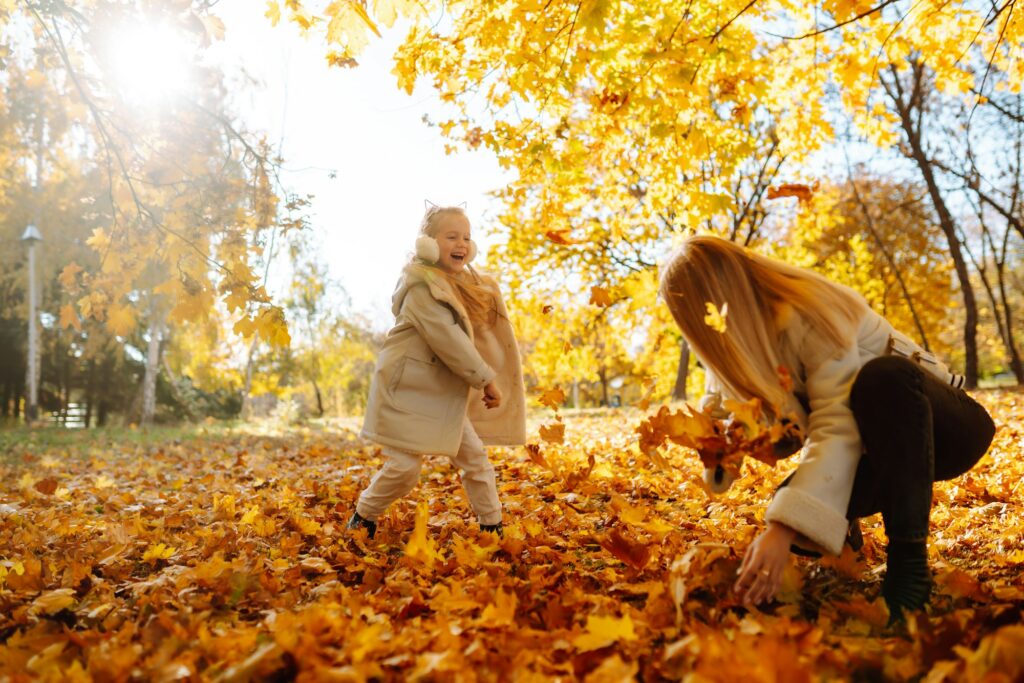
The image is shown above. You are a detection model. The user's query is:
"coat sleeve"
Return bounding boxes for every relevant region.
[401,285,496,390]
[765,329,862,556]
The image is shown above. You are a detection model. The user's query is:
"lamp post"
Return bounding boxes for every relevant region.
[21,223,42,423]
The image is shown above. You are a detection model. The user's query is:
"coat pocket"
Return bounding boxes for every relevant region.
[393,355,449,419]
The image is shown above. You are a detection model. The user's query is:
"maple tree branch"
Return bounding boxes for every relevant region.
[767,0,903,40]
[843,150,932,350]
[708,0,759,44]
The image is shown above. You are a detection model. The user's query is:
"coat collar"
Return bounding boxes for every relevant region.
[394,262,474,335]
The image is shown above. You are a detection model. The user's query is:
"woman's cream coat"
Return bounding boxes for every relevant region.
[361,263,527,456]
[702,307,964,556]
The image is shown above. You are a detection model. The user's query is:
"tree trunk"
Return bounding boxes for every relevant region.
[997,262,1024,383]
[140,303,168,426]
[311,378,325,417]
[240,336,259,419]
[885,63,979,386]
[672,339,690,400]
[84,359,95,428]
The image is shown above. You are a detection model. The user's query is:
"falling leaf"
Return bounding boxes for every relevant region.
[537,387,566,410]
[405,501,442,566]
[600,528,652,570]
[635,377,658,411]
[589,286,614,307]
[539,421,565,444]
[265,1,281,25]
[767,183,814,202]
[33,478,58,495]
[704,301,728,333]
[544,229,583,245]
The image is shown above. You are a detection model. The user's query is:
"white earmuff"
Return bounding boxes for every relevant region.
[467,240,478,262]
[415,235,440,263]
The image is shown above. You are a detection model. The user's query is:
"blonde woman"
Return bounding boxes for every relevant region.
[660,235,995,620]
[350,204,526,538]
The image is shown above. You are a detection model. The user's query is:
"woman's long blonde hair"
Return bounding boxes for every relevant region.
[660,235,867,414]
[420,205,497,332]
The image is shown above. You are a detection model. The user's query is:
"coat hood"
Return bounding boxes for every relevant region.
[392,263,498,336]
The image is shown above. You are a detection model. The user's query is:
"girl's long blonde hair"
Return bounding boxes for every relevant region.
[660,235,867,414]
[420,205,497,332]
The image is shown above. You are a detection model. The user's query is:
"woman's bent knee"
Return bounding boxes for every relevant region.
[851,356,923,413]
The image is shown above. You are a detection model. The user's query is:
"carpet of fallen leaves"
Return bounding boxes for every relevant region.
[1,391,1023,682]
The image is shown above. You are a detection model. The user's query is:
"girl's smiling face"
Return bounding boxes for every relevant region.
[433,212,473,273]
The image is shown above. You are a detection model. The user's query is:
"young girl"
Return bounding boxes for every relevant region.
[660,235,995,620]
[349,205,526,538]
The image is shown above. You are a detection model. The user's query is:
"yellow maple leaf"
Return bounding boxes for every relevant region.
[78,291,108,321]
[142,543,177,563]
[539,421,565,444]
[292,515,321,536]
[265,1,281,25]
[106,304,136,337]
[704,301,728,333]
[240,505,260,525]
[723,397,765,437]
[572,614,638,652]
[404,501,441,566]
[214,494,237,519]
[59,304,81,332]
[537,387,566,410]
[254,306,291,348]
[86,227,111,252]
[58,262,83,292]
[478,588,517,627]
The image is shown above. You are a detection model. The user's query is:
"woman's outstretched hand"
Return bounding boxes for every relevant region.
[482,382,502,409]
[734,521,797,606]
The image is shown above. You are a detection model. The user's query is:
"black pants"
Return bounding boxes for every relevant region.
[846,356,996,541]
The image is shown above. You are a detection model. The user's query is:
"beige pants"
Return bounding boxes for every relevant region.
[356,419,502,525]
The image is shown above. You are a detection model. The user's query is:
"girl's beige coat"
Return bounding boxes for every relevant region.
[361,264,527,456]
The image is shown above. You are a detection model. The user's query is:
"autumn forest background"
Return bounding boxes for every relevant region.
[1,0,1024,680]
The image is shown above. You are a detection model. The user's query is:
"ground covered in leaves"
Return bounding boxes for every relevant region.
[1,392,1023,681]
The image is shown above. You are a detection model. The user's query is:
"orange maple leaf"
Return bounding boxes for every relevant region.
[767,183,815,203]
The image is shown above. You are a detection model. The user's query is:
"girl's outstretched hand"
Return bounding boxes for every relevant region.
[483,382,502,409]
[734,521,796,606]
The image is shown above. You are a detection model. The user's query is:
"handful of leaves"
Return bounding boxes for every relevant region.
[636,397,804,477]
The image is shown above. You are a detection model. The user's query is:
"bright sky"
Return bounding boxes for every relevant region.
[209,2,510,329]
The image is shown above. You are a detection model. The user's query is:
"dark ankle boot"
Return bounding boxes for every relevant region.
[480,522,503,537]
[882,540,931,622]
[347,511,377,539]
